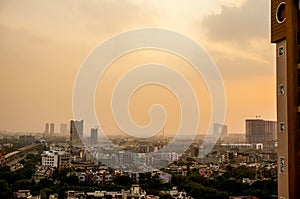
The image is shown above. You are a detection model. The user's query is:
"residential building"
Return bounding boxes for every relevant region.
[44,123,49,134]
[19,135,35,141]
[60,123,68,135]
[213,123,228,139]
[90,128,98,145]
[59,152,71,168]
[245,119,276,144]
[41,151,59,167]
[50,123,55,135]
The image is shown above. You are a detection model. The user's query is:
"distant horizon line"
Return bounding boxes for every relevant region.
[0,130,247,136]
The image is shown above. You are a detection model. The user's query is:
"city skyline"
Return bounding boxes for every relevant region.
[0,0,276,136]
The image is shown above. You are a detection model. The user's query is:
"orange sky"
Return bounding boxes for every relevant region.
[0,0,276,135]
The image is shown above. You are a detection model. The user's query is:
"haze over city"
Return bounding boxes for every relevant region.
[0,0,276,135]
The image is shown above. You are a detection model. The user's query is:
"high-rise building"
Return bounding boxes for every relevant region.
[213,123,228,139]
[70,120,83,146]
[90,128,98,145]
[271,1,300,197]
[50,123,55,134]
[60,123,68,135]
[44,123,49,134]
[191,146,199,157]
[245,119,277,144]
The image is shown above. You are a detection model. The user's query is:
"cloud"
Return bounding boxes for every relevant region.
[199,0,275,80]
[0,0,159,44]
[202,0,269,43]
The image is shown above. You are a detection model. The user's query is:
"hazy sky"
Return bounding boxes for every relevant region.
[0,0,276,135]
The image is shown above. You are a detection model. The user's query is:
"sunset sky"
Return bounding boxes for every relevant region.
[0,0,276,135]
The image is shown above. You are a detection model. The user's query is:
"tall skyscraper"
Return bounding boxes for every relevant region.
[44,123,49,134]
[70,120,83,146]
[271,1,300,197]
[245,119,277,144]
[213,123,228,139]
[50,123,55,135]
[90,128,98,145]
[60,123,68,135]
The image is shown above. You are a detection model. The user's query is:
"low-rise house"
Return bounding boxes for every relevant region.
[160,187,192,199]
[13,190,41,199]
[49,194,58,199]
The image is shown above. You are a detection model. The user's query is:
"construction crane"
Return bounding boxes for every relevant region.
[241,115,261,119]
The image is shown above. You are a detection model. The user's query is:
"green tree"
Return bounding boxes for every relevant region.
[203,191,228,199]
[14,179,33,191]
[243,189,268,199]
[61,174,79,186]
[219,178,247,196]
[40,188,54,199]
[159,194,173,199]
[188,174,209,186]
[0,179,12,198]
[171,174,188,189]
[39,179,54,188]
[113,175,132,189]
[223,166,255,180]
